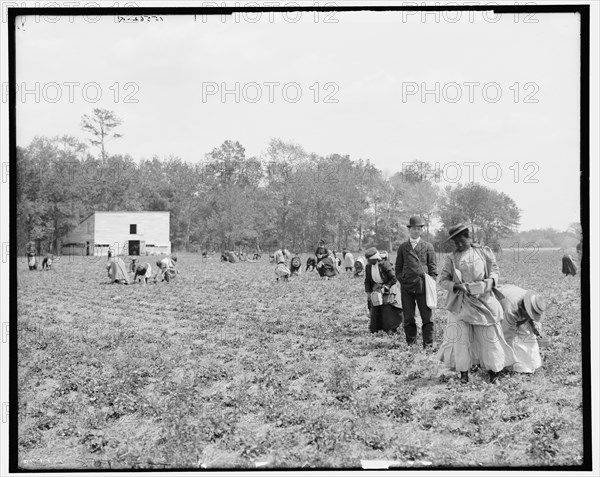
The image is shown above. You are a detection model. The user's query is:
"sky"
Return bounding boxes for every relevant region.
[13,7,582,232]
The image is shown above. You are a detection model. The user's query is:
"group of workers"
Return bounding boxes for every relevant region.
[271,217,555,384]
[106,255,178,285]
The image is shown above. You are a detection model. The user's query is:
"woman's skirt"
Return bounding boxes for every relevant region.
[438,312,517,372]
[502,323,542,373]
[108,259,130,284]
[369,304,403,333]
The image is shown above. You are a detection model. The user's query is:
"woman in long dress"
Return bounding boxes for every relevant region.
[106,257,130,284]
[437,224,516,384]
[364,247,403,333]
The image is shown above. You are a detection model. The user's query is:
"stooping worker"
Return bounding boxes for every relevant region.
[273,247,291,281]
[134,262,152,285]
[316,252,339,279]
[497,284,546,374]
[106,256,130,284]
[364,247,403,333]
[154,255,178,283]
[354,256,366,277]
[289,253,302,276]
[437,223,516,384]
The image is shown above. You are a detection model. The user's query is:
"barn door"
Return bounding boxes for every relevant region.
[129,240,140,256]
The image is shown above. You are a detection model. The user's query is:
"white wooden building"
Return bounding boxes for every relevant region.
[61,211,171,256]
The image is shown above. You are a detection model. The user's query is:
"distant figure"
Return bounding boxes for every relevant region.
[562,254,577,276]
[331,250,342,267]
[315,239,330,264]
[290,254,302,276]
[134,262,152,285]
[154,256,177,283]
[130,258,138,273]
[106,257,130,284]
[380,250,390,265]
[41,254,53,271]
[305,256,317,272]
[354,256,366,277]
[273,248,291,281]
[26,242,37,271]
[316,252,339,279]
[86,241,90,256]
[107,248,113,260]
[342,248,354,272]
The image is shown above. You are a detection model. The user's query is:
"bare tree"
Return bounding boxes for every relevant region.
[81,108,123,161]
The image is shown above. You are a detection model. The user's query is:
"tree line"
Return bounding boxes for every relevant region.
[16,109,525,255]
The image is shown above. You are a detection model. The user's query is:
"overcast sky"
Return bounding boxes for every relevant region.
[14,8,582,232]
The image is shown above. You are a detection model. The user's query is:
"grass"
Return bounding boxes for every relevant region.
[16,249,584,469]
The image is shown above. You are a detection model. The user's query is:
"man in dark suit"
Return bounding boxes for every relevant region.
[395,216,437,348]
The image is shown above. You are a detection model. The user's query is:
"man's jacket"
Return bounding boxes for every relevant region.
[394,240,437,294]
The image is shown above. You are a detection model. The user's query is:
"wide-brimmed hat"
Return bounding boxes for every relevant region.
[524,291,546,321]
[446,223,471,241]
[407,216,426,228]
[365,247,381,260]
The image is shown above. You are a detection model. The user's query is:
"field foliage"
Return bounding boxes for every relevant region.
[16,249,584,469]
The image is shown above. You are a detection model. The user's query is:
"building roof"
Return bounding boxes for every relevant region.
[78,210,170,224]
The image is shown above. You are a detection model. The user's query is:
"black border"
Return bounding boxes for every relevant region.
[7,3,591,473]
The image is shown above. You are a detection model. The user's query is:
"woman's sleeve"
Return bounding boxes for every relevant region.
[384,262,397,286]
[484,247,499,286]
[438,255,456,292]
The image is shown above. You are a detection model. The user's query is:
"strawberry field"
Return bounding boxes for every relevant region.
[16,249,585,470]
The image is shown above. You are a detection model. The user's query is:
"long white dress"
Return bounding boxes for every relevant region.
[498,284,543,373]
[437,247,517,373]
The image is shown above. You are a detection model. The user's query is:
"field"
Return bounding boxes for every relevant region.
[16,249,585,470]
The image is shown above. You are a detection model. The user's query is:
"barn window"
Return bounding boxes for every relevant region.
[130,224,137,234]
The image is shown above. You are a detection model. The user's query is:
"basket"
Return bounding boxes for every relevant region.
[371,291,383,306]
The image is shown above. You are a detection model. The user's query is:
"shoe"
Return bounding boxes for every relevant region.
[460,372,469,384]
[488,370,499,384]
